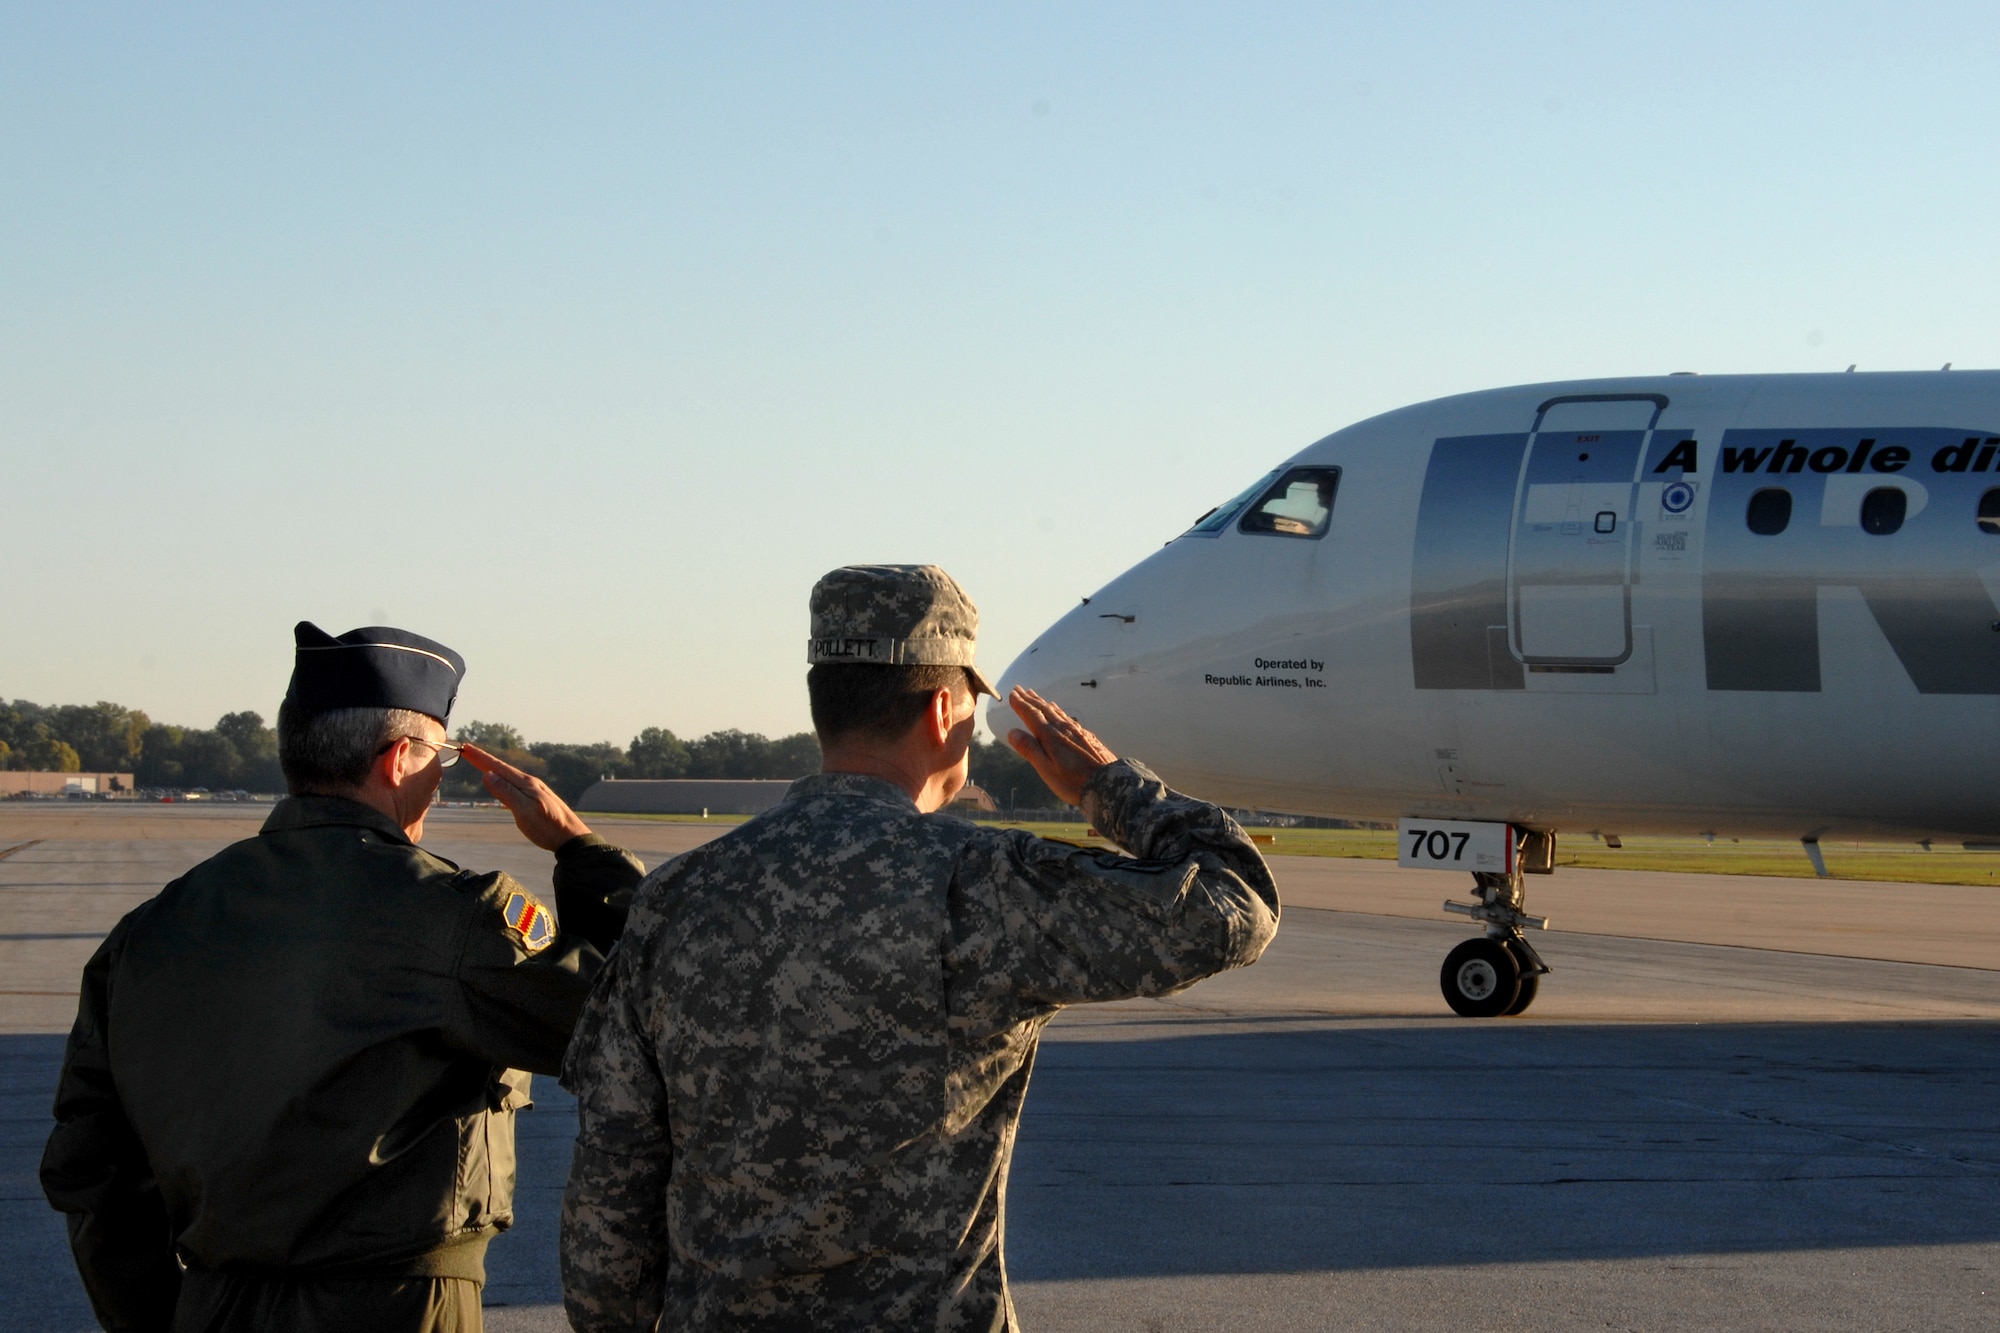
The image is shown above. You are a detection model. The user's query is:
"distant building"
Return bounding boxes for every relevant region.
[0,772,137,798]
[949,781,998,814]
[580,777,1002,818]
[579,779,793,816]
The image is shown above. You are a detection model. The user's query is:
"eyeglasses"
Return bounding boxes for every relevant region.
[380,736,463,768]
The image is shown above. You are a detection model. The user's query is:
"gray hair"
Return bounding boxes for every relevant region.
[277,701,436,795]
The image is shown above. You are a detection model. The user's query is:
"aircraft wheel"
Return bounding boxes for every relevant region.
[1503,971,1540,1015]
[1502,939,1541,1016]
[1440,938,1521,1018]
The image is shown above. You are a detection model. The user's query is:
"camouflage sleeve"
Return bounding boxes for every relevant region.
[552,835,645,953]
[40,916,183,1331]
[949,759,1280,1024]
[449,870,606,1076]
[559,906,671,1333]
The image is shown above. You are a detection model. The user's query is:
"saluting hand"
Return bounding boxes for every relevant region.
[1002,686,1118,808]
[460,743,594,852]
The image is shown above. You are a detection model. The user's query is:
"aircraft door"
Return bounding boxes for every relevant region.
[1507,395,1664,667]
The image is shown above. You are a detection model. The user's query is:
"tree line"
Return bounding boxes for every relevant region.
[2,698,1060,809]
[440,722,827,804]
[0,699,284,793]
[443,721,1058,808]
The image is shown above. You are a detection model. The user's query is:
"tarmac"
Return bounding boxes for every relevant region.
[3,804,1996,1330]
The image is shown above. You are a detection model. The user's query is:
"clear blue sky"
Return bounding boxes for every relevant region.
[7,3,1998,743]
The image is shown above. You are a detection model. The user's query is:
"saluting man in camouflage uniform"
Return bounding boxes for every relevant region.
[42,622,646,1333]
[561,565,1281,1331]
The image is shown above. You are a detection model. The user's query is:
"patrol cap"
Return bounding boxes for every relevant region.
[286,621,465,722]
[808,564,997,698]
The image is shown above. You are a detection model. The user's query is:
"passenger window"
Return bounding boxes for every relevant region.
[1746,488,1792,536]
[1185,471,1278,537]
[1239,467,1341,539]
[1980,488,2000,535]
[1860,487,1906,535]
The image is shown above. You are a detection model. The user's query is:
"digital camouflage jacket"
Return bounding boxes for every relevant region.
[560,758,1280,1332]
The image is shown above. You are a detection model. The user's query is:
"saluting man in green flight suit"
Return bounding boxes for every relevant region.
[41,622,647,1333]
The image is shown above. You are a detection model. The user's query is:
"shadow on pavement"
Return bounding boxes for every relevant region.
[1006,1018,2000,1279]
[6,1019,1998,1328]
[0,1035,86,1333]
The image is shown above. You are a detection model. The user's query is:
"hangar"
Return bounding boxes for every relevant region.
[577,779,792,816]
[0,771,136,798]
[577,778,999,816]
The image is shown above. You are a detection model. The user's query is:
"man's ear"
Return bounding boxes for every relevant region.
[926,688,956,748]
[371,735,412,789]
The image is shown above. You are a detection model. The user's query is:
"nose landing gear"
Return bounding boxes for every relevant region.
[1440,836,1552,1017]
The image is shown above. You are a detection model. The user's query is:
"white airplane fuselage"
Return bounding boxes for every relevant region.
[994,372,2000,844]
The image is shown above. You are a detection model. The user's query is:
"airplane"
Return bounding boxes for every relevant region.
[987,369,2000,1017]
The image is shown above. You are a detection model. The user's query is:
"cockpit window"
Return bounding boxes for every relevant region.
[1239,466,1341,539]
[1183,471,1278,537]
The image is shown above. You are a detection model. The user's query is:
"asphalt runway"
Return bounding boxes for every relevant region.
[3,806,1997,1330]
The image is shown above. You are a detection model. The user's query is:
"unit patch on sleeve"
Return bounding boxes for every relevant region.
[502,890,556,954]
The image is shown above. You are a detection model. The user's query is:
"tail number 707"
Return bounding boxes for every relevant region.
[1396,818,1515,874]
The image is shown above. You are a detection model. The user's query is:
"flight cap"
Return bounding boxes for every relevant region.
[808,564,997,697]
[286,621,466,722]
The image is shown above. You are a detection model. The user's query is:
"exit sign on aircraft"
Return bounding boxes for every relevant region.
[1397,818,1514,873]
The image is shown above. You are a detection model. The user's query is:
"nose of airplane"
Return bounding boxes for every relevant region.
[978,531,1246,796]
[983,570,1157,745]
[985,599,1095,741]
[982,695,1024,746]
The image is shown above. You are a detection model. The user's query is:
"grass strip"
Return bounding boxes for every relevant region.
[585,811,2000,887]
[970,822,2000,886]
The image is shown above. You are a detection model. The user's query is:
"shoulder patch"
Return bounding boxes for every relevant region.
[502,890,556,953]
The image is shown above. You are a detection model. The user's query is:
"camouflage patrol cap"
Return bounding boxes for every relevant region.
[808,564,997,697]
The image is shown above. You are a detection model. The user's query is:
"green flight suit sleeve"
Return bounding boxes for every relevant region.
[551,833,644,952]
[948,758,1281,1029]
[447,840,645,1077]
[560,914,673,1333]
[40,915,183,1333]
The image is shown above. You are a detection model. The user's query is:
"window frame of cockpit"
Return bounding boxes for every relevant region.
[1180,470,1280,539]
[1236,465,1342,540]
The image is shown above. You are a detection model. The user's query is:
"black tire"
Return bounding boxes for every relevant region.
[1501,938,1540,1016]
[1440,937,1521,1018]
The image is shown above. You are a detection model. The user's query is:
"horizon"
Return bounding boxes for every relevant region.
[10,3,2000,741]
